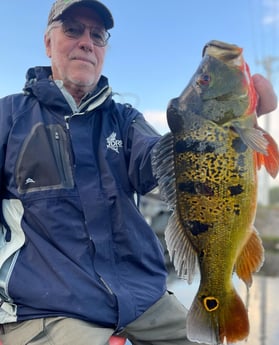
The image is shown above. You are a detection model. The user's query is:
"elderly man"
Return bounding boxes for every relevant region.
[0,1,277,345]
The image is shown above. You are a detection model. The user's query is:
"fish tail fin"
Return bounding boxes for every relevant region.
[186,288,249,344]
[255,128,279,178]
[186,294,219,344]
[218,289,249,344]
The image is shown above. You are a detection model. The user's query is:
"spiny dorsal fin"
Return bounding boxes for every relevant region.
[151,132,176,208]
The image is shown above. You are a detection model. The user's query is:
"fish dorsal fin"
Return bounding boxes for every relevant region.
[235,227,264,287]
[152,134,198,282]
[165,211,198,283]
[151,132,176,209]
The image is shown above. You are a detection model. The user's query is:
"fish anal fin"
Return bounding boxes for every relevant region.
[235,227,264,287]
[186,289,249,344]
[165,210,198,283]
[256,129,279,178]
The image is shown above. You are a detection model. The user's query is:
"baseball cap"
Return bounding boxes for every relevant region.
[48,0,114,30]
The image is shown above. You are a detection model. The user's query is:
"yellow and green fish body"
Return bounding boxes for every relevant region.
[172,116,260,344]
[152,40,279,344]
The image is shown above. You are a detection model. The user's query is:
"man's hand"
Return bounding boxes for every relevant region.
[252,73,277,116]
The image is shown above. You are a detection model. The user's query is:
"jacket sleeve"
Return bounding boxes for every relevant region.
[126,112,162,195]
[0,96,12,262]
[0,96,13,211]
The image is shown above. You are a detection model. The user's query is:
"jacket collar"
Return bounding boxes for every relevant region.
[23,66,112,113]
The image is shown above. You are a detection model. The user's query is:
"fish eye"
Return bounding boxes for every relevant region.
[197,74,211,86]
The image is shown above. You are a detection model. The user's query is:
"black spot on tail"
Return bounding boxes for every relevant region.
[202,296,220,312]
[206,299,218,310]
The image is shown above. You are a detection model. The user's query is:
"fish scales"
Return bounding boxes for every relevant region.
[152,40,279,345]
[175,126,257,235]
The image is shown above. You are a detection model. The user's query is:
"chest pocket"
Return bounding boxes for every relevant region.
[16,123,74,193]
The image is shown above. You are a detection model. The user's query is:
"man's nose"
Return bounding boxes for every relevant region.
[78,29,94,52]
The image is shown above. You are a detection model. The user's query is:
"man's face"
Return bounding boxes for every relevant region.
[45,7,107,95]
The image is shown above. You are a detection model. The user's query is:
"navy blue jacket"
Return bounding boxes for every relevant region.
[0,66,167,328]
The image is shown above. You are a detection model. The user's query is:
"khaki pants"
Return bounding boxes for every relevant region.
[0,292,200,345]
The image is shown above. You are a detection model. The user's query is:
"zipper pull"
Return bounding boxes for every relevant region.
[64,115,71,129]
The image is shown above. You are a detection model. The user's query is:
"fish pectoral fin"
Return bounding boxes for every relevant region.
[165,210,198,283]
[255,127,279,178]
[235,227,264,287]
[231,122,268,154]
[231,121,279,178]
[186,289,249,344]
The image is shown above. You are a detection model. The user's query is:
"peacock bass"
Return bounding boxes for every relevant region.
[152,40,279,345]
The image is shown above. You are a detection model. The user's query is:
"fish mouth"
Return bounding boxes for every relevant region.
[202,40,243,67]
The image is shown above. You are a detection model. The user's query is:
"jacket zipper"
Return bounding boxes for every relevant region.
[51,126,74,188]
[64,87,112,128]
[79,86,112,113]
[54,131,67,185]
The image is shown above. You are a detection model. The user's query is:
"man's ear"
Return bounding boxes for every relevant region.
[44,34,52,58]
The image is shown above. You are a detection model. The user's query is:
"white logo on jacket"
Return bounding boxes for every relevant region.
[106,132,123,153]
[25,178,36,185]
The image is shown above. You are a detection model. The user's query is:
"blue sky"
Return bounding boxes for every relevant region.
[1,1,278,112]
[0,1,278,190]
[0,0,279,131]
